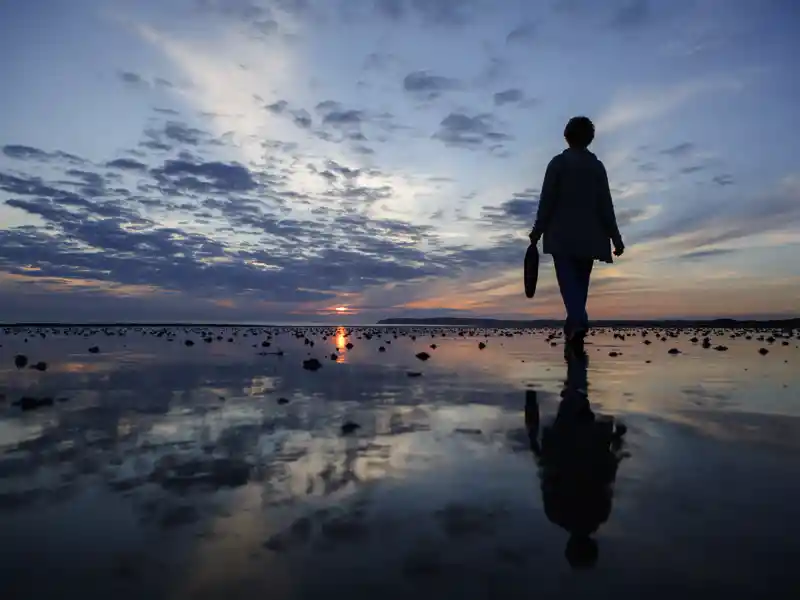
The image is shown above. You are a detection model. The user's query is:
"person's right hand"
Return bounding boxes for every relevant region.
[613,243,625,257]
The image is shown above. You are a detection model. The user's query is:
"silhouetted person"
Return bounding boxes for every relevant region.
[525,350,626,569]
[529,116,625,351]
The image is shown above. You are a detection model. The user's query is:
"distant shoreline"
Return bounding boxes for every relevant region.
[1,317,798,330]
[376,317,800,329]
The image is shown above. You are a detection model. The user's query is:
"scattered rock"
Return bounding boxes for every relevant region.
[714,345,728,352]
[609,351,619,357]
[302,358,322,371]
[758,348,769,355]
[184,340,194,347]
[341,421,361,435]
[478,342,486,350]
[330,353,338,361]
[14,354,28,369]
[345,342,354,350]
[407,371,422,378]
[454,428,482,435]
[14,396,55,411]
[277,397,290,405]
[31,361,47,371]
[668,348,681,355]
[378,346,386,352]
[88,346,100,354]
[416,352,431,361]
[430,344,437,350]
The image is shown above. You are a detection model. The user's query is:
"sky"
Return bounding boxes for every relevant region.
[0,0,798,324]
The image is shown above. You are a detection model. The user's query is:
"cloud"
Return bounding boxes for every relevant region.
[480,188,539,228]
[291,109,312,129]
[2,149,512,311]
[2,144,84,164]
[374,0,475,26]
[403,71,461,99]
[322,110,364,126]
[119,71,148,86]
[493,88,525,106]
[632,174,800,251]
[675,248,738,261]
[712,174,734,186]
[660,142,694,157]
[433,113,511,149]
[106,158,148,171]
[151,159,258,193]
[161,122,210,145]
[596,77,744,132]
[506,22,536,44]
[266,100,289,114]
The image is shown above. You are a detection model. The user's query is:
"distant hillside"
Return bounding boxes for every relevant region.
[377,317,800,330]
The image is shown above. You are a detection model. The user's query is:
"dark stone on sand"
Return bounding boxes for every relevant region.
[643,340,652,345]
[31,361,47,371]
[378,346,386,352]
[277,397,290,405]
[690,337,699,343]
[551,342,557,347]
[714,345,729,351]
[668,348,681,355]
[330,353,338,361]
[345,342,354,350]
[184,340,194,347]
[430,344,437,349]
[758,348,769,355]
[341,421,360,435]
[416,352,431,361]
[15,396,54,411]
[302,358,322,371]
[478,342,486,350]
[454,428,482,435]
[609,351,619,357]
[261,341,270,347]
[14,354,28,369]
[88,346,100,353]
[407,371,422,377]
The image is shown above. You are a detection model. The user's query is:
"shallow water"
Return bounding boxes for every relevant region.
[1,325,798,599]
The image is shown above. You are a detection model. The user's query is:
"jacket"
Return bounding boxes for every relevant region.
[532,148,623,263]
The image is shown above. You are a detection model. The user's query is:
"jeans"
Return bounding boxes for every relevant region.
[553,255,594,337]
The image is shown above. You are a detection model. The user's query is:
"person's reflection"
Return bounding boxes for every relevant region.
[525,349,626,569]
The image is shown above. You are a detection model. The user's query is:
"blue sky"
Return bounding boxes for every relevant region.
[1,0,798,323]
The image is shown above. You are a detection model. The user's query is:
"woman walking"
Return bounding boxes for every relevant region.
[529,116,625,352]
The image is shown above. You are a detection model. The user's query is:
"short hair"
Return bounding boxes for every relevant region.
[564,116,595,148]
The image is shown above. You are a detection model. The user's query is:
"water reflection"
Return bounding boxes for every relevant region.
[0,326,798,597]
[526,350,627,569]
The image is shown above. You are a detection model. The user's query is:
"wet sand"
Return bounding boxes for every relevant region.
[1,325,799,599]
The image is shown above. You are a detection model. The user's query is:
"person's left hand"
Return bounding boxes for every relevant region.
[529,229,541,244]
